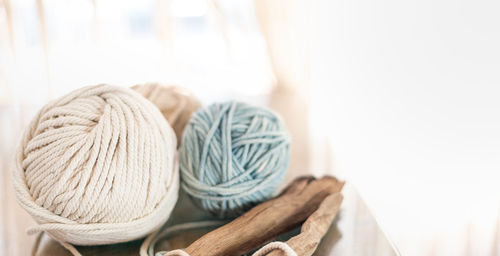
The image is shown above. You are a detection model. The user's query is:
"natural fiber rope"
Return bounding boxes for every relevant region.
[156,241,296,256]
[163,250,191,256]
[132,83,201,147]
[143,220,227,256]
[12,84,179,255]
[251,242,297,256]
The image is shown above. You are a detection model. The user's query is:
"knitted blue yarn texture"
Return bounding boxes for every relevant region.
[179,101,291,218]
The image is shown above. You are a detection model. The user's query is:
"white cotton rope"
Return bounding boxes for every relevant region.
[142,220,227,256]
[156,241,296,256]
[251,242,297,256]
[12,84,179,255]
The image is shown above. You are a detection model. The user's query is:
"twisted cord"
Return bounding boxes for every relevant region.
[156,241,296,256]
[132,83,201,146]
[143,220,227,256]
[252,242,297,256]
[13,84,179,254]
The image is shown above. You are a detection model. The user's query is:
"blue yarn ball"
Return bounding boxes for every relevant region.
[179,101,291,218]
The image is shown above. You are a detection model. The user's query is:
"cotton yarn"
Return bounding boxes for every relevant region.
[142,220,226,256]
[158,241,296,256]
[179,101,290,218]
[132,83,201,147]
[149,222,295,256]
[12,84,179,249]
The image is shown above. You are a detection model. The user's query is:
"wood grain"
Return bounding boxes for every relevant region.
[267,193,343,256]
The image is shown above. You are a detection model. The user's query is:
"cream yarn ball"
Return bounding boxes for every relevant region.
[132,83,201,147]
[12,84,179,246]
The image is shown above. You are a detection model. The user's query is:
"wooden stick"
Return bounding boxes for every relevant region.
[183,176,344,256]
[266,192,343,256]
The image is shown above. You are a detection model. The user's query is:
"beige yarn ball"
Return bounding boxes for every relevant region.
[12,84,179,246]
[132,83,201,146]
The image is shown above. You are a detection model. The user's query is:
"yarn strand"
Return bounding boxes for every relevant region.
[252,242,297,256]
[142,220,227,256]
[156,241,297,256]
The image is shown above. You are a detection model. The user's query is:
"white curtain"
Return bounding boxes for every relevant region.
[254,0,319,179]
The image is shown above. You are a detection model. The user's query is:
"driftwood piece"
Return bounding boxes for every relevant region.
[183,176,344,256]
[267,193,343,256]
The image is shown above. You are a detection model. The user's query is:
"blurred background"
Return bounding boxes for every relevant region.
[1,0,500,255]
